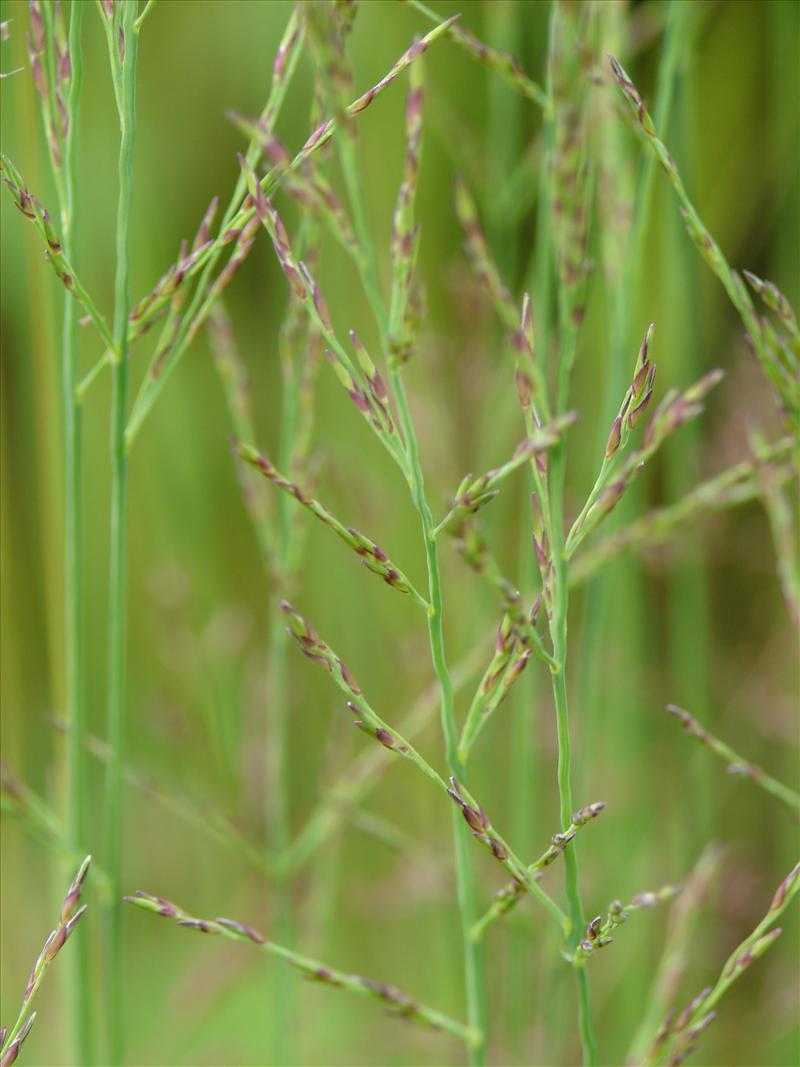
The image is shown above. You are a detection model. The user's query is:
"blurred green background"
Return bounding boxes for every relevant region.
[1,1,798,1064]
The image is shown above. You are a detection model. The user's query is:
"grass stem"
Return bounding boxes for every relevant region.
[60,2,90,1062]
[102,5,139,1062]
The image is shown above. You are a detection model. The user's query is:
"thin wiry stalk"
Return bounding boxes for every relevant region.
[273,637,487,877]
[388,177,489,1067]
[60,2,90,1060]
[124,892,479,1048]
[545,5,595,1062]
[101,3,139,1062]
[665,705,800,817]
[266,212,320,1067]
[405,0,549,110]
[24,1,92,1061]
[661,5,715,849]
[507,19,557,1039]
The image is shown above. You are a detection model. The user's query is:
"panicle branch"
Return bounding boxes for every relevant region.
[447,778,570,934]
[609,54,800,434]
[280,601,443,787]
[566,365,724,557]
[433,413,578,539]
[389,53,425,364]
[471,802,607,941]
[240,165,408,474]
[574,883,681,964]
[403,0,548,109]
[1,154,114,350]
[0,857,91,1058]
[665,705,800,818]
[570,437,796,585]
[645,863,800,1066]
[458,595,557,764]
[237,442,430,611]
[123,892,478,1047]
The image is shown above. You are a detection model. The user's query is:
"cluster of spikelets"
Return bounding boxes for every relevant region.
[0,858,91,1067]
[1,2,798,1066]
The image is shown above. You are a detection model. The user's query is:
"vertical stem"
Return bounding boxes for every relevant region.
[663,8,713,853]
[390,372,487,1066]
[265,610,294,1062]
[554,311,597,1067]
[548,429,596,1066]
[104,6,138,1062]
[265,385,299,1061]
[62,2,90,1062]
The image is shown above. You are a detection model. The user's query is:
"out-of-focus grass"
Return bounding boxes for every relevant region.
[1,2,798,1065]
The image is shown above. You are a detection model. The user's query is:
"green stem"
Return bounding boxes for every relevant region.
[266,610,294,1063]
[549,324,596,1067]
[264,315,305,1064]
[104,6,138,1063]
[61,3,90,1063]
[390,372,487,1066]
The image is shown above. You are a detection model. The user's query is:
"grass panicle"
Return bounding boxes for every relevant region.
[642,862,800,1066]
[609,52,800,435]
[573,885,681,965]
[665,705,800,818]
[236,442,430,611]
[470,803,607,942]
[124,891,478,1048]
[0,857,91,1063]
[570,436,797,585]
[1,4,797,1066]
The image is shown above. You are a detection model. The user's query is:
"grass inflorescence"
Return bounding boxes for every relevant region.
[1,2,797,1066]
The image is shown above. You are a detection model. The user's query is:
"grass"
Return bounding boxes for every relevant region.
[0,856,91,1065]
[95,4,140,1062]
[0,2,798,1066]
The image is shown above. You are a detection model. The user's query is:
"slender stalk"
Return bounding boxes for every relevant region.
[103,5,138,1062]
[665,705,800,817]
[60,2,90,1062]
[546,32,597,1050]
[547,98,597,1067]
[125,892,478,1048]
[507,41,557,1047]
[264,297,307,1065]
[265,611,293,1063]
[550,596,595,1066]
[663,12,715,850]
[390,372,488,1066]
